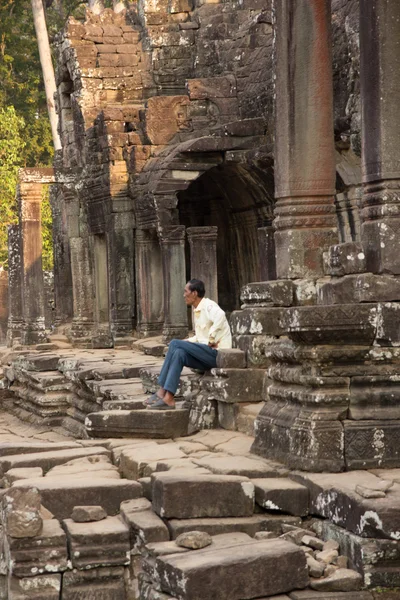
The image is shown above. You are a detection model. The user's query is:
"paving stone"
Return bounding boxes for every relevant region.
[85,408,190,438]
[6,519,68,577]
[294,471,400,539]
[175,531,212,549]
[290,592,374,600]
[119,444,187,480]
[62,566,127,600]
[2,487,42,538]
[0,442,81,457]
[154,538,308,600]
[3,467,43,485]
[71,505,107,522]
[192,455,288,478]
[63,516,130,569]
[253,478,309,516]
[120,499,169,547]
[0,446,110,476]
[13,477,142,519]
[8,574,61,600]
[310,569,363,592]
[152,473,254,519]
[167,514,302,539]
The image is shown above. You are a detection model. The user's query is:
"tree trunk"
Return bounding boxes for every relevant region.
[88,0,105,13]
[31,0,61,151]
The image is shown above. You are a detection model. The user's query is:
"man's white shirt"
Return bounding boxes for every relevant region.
[187,297,232,349]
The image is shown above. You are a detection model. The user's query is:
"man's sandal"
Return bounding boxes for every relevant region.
[147,398,175,410]
[143,393,159,406]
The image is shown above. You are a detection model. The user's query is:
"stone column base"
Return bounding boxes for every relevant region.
[20,318,48,346]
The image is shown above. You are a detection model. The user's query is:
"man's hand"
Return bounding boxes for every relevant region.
[208,341,218,349]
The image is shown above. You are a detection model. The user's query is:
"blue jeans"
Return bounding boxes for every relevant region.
[158,340,218,395]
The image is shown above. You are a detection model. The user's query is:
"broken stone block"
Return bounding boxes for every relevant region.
[323,539,340,552]
[2,487,42,538]
[208,368,266,403]
[355,485,386,499]
[6,519,68,577]
[255,531,278,540]
[13,477,142,520]
[216,349,246,369]
[152,473,254,519]
[175,531,212,549]
[62,566,127,600]
[315,549,339,564]
[8,574,61,600]
[180,510,302,535]
[310,569,363,592]
[154,538,308,600]
[71,505,107,522]
[323,242,366,277]
[63,516,130,569]
[318,273,400,305]
[3,468,43,486]
[307,555,325,578]
[230,307,286,337]
[120,499,169,547]
[301,535,324,550]
[240,281,294,307]
[253,478,309,516]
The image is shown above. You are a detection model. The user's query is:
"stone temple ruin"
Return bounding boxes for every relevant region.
[0,0,400,598]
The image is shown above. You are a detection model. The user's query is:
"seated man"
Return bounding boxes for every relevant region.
[147,278,232,410]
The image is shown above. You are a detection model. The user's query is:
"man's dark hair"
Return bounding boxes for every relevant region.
[188,279,205,298]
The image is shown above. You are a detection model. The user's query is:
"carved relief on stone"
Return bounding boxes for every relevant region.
[144,96,192,144]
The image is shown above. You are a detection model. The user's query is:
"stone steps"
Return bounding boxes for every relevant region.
[85,408,190,439]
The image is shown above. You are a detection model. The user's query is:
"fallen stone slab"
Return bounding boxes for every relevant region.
[62,566,127,600]
[167,514,302,539]
[293,471,400,540]
[253,478,309,516]
[13,477,142,520]
[8,574,61,600]
[3,467,43,485]
[155,538,308,600]
[310,569,363,592]
[63,516,130,569]
[6,519,68,577]
[119,444,187,480]
[85,409,190,438]
[192,455,289,478]
[152,473,254,519]
[0,446,110,476]
[15,354,61,371]
[120,499,169,547]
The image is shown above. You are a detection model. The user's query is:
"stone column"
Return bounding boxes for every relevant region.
[360,0,400,273]
[273,0,338,279]
[7,225,23,346]
[135,229,164,337]
[108,212,135,344]
[159,225,188,342]
[258,226,276,281]
[0,270,9,344]
[50,185,73,327]
[19,182,47,345]
[187,226,218,302]
[66,195,95,347]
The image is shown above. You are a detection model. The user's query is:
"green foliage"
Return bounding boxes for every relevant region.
[41,187,54,271]
[0,106,25,268]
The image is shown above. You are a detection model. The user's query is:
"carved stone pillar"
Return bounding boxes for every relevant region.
[258,226,276,281]
[135,229,163,337]
[51,185,73,327]
[18,182,47,345]
[159,226,188,342]
[360,0,400,273]
[273,0,338,279]
[66,197,95,347]
[108,212,135,343]
[187,226,218,302]
[7,225,23,346]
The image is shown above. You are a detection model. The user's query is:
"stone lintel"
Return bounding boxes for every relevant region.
[19,167,55,184]
[187,226,218,241]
